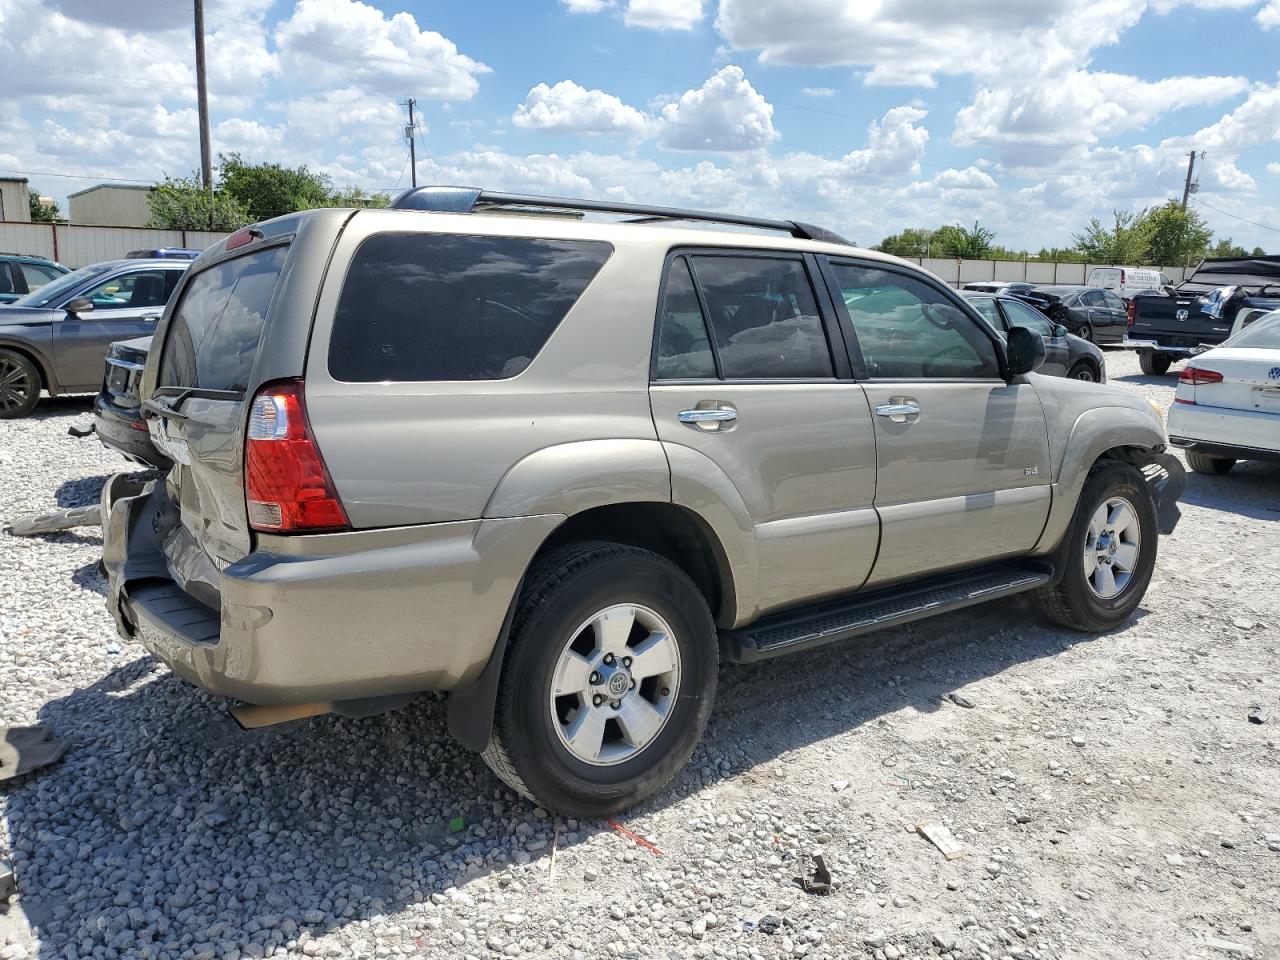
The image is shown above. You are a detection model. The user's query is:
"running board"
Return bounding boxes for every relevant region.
[721,562,1052,663]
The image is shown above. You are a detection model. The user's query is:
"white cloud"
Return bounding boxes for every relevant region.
[1260,0,1280,26]
[801,87,836,97]
[513,81,652,135]
[1268,162,1280,176]
[560,0,615,11]
[1162,80,1280,152]
[624,0,705,30]
[660,65,778,151]
[274,0,489,99]
[955,71,1249,148]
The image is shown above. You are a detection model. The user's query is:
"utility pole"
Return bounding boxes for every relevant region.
[403,98,418,189]
[193,0,213,227]
[1181,150,1201,209]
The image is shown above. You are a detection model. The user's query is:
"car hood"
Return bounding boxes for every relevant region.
[0,305,58,325]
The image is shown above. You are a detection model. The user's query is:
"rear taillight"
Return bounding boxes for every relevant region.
[1126,299,1136,327]
[244,379,349,533]
[1179,366,1223,386]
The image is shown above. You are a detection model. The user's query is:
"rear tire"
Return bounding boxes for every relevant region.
[1186,451,1236,475]
[0,349,41,419]
[1138,351,1171,376]
[1067,361,1098,382]
[483,542,718,817]
[1033,462,1158,633]
[1077,323,1093,342]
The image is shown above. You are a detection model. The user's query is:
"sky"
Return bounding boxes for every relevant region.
[2,0,1279,252]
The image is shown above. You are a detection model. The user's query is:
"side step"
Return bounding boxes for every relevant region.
[721,561,1052,663]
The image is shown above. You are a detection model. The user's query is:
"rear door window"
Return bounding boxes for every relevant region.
[19,263,62,290]
[688,255,833,379]
[158,245,287,392]
[1000,298,1055,337]
[968,297,1005,331]
[654,257,716,379]
[329,233,612,382]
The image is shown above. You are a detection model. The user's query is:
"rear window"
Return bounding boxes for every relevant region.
[158,245,287,392]
[328,233,612,382]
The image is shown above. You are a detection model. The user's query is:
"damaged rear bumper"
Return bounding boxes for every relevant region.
[100,472,561,706]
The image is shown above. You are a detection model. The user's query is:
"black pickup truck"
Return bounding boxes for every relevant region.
[1124,256,1280,374]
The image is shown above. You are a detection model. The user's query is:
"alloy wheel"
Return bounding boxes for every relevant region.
[0,357,35,413]
[549,603,681,766]
[1082,496,1141,599]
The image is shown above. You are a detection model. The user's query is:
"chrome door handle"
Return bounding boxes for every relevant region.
[874,399,920,423]
[678,408,737,424]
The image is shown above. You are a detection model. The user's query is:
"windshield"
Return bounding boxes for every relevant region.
[1223,311,1280,349]
[10,263,113,307]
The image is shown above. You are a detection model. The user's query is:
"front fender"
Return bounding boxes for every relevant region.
[1034,405,1174,552]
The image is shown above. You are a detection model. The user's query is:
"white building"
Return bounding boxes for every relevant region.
[0,177,31,222]
[67,183,154,227]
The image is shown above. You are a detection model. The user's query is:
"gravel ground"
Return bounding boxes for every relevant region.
[2,353,1278,960]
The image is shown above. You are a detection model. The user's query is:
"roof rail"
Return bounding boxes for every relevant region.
[388,186,852,245]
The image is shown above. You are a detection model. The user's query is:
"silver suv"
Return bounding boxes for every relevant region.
[103,188,1184,816]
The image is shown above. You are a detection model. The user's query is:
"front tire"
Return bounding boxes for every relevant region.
[1186,451,1236,475]
[483,542,718,817]
[0,349,41,419]
[1033,462,1158,633]
[1068,360,1098,382]
[1076,322,1093,342]
[1138,351,1171,376]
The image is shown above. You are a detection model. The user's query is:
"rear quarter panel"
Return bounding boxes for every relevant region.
[303,211,670,527]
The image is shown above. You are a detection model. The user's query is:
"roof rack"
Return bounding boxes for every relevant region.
[387,186,852,246]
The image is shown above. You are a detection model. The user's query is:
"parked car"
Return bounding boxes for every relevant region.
[94,335,170,469]
[0,253,69,304]
[960,281,1059,316]
[1124,255,1280,375]
[1086,266,1172,300]
[961,291,1105,381]
[1030,285,1128,343]
[0,259,189,418]
[125,248,202,260]
[101,188,1184,817]
[1167,310,1280,474]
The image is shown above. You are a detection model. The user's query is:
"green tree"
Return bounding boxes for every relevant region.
[1142,201,1212,267]
[1208,238,1247,258]
[319,185,391,209]
[1072,210,1150,264]
[146,175,252,230]
[28,188,59,222]
[873,227,935,257]
[218,152,333,222]
[1251,246,1267,256]
[932,221,996,258]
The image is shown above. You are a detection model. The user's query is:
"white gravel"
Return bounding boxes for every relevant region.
[2,353,1279,960]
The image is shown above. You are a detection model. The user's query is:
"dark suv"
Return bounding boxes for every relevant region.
[0,253,69,304]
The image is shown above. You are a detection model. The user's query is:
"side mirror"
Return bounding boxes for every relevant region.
[1005,325,1046,378]
[1052,324,1068,338]
[65,297,94,314]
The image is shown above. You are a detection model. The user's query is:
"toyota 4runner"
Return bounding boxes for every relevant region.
[102,188,1184,816]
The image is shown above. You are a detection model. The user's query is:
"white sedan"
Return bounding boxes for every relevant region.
[1167,310,1280,474]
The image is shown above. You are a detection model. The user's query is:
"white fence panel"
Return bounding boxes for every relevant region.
[57,226,188,267]
[991,260,1026,282]
[1052,262,1087,285]
[184,230,232,250]
[920,258,959,284]
[1024,261,1058,285]
[957,259,995,283]
[0,222,57,260]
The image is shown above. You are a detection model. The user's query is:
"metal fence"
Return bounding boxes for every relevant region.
[1,220,1197,284]
[0,222,231,268]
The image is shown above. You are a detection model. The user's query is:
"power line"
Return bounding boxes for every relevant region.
[0,168,155,184]
[1192,198,1280,233]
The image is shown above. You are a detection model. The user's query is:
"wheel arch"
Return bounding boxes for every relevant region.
[1034,404,1179,555]
[0,339,56,396]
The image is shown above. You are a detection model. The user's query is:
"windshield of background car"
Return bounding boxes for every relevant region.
[157,245,287,393]
[1223,312,1280,349]
[10,263,112,307]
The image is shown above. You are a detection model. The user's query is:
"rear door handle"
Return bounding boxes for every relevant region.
[874,399,920,423]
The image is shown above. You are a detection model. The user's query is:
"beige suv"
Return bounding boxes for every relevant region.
[103,188,1184,816]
